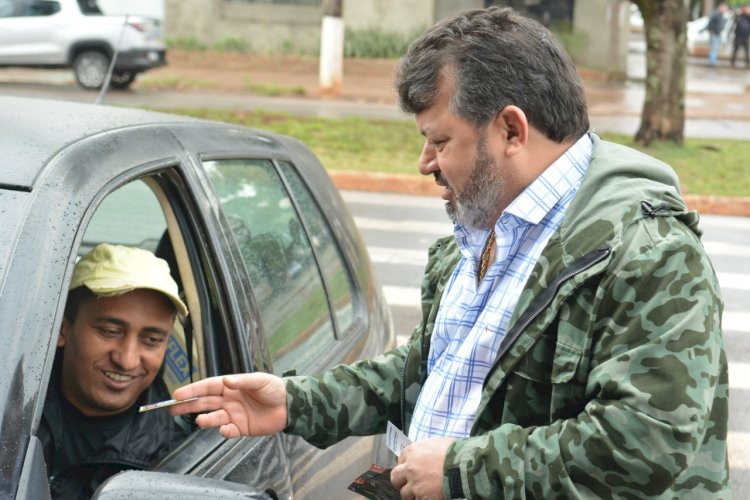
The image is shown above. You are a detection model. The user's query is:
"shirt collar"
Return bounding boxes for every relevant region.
[453,133,592,254]
[504,133,592,225]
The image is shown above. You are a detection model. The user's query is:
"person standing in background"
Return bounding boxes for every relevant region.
[707,2,729,66]
[731,4,750,68]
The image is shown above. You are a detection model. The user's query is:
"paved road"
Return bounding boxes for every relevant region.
[342,189,749,497]
[1,63,750,139]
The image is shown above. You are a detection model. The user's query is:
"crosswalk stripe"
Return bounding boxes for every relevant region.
[730,362,750,391]
[724,312,750,334]
[355,216,452,235]
[382,285,421,307]
[342,190,444,209]
[729,431,750,470]
[717,272,750,292]
[704,240,750,257]
[369,246,427,266]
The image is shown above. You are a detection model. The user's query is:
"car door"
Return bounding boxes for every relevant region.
[4,123,293,499]
[9,116,389,499]
[163,125,393,498]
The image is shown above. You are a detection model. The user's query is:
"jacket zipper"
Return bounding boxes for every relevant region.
[483,244,612,389]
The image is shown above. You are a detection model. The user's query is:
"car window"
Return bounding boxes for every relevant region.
[77,0,101,15]
[278,160,356,337]
[0,0,61,17]
[81,178,200,393]
[204,158,347,375]
[82,180,166,254]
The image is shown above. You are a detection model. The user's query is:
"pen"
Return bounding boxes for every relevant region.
[138,396,200,413]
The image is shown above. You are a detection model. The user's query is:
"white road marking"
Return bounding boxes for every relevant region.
[368,246,428,266]
[729,431,750,470]
[355,216,452,235]
[704,240,750,257]
[382,285,421,308]
[723,312,750,334]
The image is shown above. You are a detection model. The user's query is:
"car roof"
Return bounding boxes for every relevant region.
[0,96,205,190]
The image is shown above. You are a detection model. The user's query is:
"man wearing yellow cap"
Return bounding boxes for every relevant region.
[38,243,190,499]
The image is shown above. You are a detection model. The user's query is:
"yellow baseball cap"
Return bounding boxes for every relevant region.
[70,243,188,317]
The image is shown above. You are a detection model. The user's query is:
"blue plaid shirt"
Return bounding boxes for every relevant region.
[408,134,593,442]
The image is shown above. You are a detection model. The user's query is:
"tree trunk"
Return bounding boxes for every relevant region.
[632,0,689,145]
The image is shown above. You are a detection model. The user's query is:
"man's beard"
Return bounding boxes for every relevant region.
[444,135,504,230]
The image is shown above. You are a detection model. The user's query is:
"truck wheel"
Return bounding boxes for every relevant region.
[110,70,136,90]
[73,50,109,90]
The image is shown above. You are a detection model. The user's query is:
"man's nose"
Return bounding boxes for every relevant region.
[418,142,437,176]
[111,337,140,371]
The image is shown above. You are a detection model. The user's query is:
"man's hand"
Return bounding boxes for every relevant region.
[391,437,456,500]
[169,373,287,438]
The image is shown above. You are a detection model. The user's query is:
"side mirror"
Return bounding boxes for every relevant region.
[92,470,273,499]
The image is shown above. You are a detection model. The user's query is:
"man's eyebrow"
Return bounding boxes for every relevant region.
[94,316,128,328]
[142,327,170,337]
[93,317,169,336]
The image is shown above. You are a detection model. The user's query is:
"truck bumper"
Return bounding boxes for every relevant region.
[115,49,167,72]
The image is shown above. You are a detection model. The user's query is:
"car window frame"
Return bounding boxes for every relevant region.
[197,151,367,374]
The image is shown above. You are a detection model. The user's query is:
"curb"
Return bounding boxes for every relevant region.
[330,171,750,218]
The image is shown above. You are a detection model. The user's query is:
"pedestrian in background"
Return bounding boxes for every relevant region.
[707,2,729,66]
[171,7,728,499]
[731,4,750,68]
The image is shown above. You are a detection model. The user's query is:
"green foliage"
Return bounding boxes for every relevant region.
[280,39,296,55]
[167,38,208,51]
[344,26,426,58]
[550,22,590,66]
[156,109,750,197]
[212,38,249,53]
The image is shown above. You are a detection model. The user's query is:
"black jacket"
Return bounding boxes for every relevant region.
[708,9,726,35]
[38,355,188,499]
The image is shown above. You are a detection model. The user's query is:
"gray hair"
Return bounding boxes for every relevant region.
[396,7,589,143]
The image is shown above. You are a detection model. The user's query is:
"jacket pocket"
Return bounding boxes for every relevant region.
[508,335,584,423]
[550,340,582,383]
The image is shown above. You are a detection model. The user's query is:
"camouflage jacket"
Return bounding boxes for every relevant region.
[285,134,729,499]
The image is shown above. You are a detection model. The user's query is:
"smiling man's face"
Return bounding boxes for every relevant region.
[58,288,175,417]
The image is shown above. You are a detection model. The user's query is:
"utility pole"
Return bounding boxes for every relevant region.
[319,0,343,96]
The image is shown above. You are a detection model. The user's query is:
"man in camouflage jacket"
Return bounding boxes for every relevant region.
[280,133,729,499]
[172,7,728,499]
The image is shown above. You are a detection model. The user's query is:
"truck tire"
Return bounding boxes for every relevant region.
[73,50,109,90]
[110,70,136,90]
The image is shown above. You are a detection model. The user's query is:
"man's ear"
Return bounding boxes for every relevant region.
[492,105,529,156]
[58,318,70,347]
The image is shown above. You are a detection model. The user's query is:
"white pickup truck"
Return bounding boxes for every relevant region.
[0,0,166,89]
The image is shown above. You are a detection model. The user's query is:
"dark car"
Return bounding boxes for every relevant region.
[0,96,394,499]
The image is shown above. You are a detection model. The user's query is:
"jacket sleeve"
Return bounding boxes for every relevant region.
[283,344,409,448]
[443,221,728,498]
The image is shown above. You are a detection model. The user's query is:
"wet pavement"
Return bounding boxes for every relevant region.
[586,39,750,139]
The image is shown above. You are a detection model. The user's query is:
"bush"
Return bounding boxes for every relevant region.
[167,38,208,51]
[344,26,425,58]
[213,38,249,53]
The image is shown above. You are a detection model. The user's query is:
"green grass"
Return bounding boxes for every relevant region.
[161,109,750,197]
[242,78,306,97]
[603,133,750,197]
[138,76,221,91]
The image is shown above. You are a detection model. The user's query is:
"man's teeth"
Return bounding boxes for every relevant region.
[104,371,133,382]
